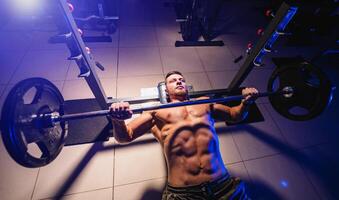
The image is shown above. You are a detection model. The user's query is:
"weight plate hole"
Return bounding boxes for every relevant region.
[27,143,43,158]
[23,87,37,105]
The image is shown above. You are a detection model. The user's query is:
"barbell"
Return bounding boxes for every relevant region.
[23,86,293,127]
[0,63,335,168]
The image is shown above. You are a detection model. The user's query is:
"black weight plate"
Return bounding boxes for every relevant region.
[1,78,68,168]
[267,63,334,121]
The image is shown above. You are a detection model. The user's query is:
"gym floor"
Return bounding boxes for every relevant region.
[0,0,338,199]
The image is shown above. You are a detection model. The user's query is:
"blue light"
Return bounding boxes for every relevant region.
[280,180,289,188]
[10,0,44,15]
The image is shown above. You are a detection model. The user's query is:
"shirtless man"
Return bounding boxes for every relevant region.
[110,71,258,200]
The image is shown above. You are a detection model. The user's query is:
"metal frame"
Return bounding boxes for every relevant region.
[228,2,298,92]
[55,0,108,109]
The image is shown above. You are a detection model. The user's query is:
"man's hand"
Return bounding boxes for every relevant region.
[241,87,259,105]
[109,102,133,120]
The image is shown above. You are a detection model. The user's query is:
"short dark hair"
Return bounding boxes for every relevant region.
[165,71,183,81]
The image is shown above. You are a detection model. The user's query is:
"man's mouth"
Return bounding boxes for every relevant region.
[176,86,184,89]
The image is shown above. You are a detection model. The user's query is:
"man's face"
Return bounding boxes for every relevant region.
[165,74,188,98]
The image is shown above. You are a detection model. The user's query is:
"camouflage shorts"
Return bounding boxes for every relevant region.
[162,175,249,200]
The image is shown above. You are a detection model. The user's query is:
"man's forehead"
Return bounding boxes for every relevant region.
[167,74,184,80]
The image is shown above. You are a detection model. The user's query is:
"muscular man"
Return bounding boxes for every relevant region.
[110,71,258,200]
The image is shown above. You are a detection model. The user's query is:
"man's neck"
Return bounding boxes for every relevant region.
[170,95,189,102]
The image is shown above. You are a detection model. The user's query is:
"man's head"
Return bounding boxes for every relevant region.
[165,71,188,102]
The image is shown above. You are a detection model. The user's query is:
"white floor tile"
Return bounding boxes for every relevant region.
[114,178,165,200]
[226,162,251,182]
[0,50,26,84]
[101,78,117,98]
[264,103,336,149]
[214,122,242,164]
[42,188,113,200]
[155,25,181,47]
[0,137,39,200]
[63,77,116,100]
[119,26,157,47]
[0,31,33,51]
[118,47,163,77]
[196,46,240,71]
[1,16,36,32]
[29,31,68,51]
[160,47,205,73]
[207,70,250,89]
[114,135,166,186]
[226,45,247,61]
[245,154,319,200]
[231,104,288,160]
[32,140,114,199]
[117,75,164,98]
[84,30,119,49]
[298,143,339,200]
[10,50,71,84]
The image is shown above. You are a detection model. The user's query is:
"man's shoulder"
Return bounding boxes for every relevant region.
[195,96,210,100]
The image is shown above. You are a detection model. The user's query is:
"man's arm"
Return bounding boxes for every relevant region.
[211,88,258,123]
[110,102,155,143]
[211,101,251,123]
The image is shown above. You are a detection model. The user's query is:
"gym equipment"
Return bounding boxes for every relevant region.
[1,59,334,167]
[1,78,68,168]
[174,0,225,47]
[52,0,109,110]
[72,0,118,34]
[229,2,298,91]
[268,57,335,121]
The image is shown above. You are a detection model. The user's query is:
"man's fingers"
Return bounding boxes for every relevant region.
[122,102,130,110]
[111,103,117,112]
[109,102,132,120]
[242,88,259,105]
[243,88,259,96]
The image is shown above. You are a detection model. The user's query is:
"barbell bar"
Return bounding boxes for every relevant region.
[31,87,294,127]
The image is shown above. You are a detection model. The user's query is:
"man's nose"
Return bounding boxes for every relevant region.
[176,81,182,85]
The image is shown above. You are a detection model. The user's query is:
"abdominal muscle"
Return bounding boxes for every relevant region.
[161,119,228,187]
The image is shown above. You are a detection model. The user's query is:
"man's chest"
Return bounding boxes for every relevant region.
[154,104,211,125]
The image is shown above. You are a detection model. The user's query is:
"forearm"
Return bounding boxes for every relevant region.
[112,119,133,143]
[230,101,251,122]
